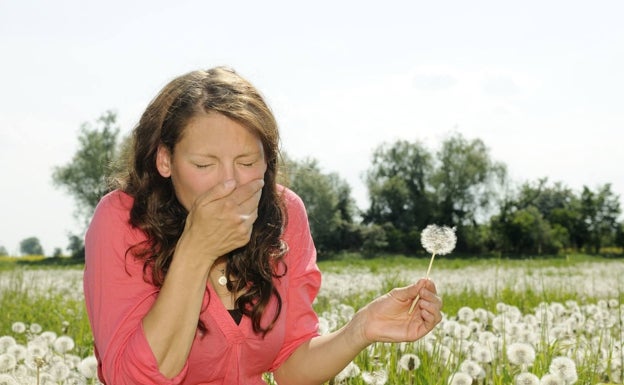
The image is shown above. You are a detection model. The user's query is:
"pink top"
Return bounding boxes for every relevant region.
[84,187,321,385]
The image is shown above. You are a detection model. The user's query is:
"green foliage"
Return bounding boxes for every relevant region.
[19,236,44,256]
[490,179,622,256]
[52,110,121,230]
[283,155,363,256]
[364,140,433,240]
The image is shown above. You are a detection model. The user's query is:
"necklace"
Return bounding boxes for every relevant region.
[218,269,228,286]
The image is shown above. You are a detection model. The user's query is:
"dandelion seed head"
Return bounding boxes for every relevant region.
[0,353,17,372]
[334,361,360,382]
[10,322,26,334]
[0,373,19,385]
[398,353,421,371]
[421,224,457,255]
[540,373,564,385]
[29,323,42,334]
[50,362,71,381]
[472,344,493,363]
[53,336,75,354]
[26,341,48,364]
[516,372,540,385]
[5,345,26,362]
[507,342,536,366]
[457,307,475,323]
[38,372,56,385]
[361,369,388,385]
[77,356,99,379]
[0,337,16,355]
[548,356,577,383]
[39,331,57,345]
[448,372,472,385]
[459,359,484,379]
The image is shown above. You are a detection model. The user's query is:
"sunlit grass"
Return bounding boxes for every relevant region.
[0,255,622,384]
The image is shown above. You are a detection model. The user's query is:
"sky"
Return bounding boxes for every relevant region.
[1,0,623,255]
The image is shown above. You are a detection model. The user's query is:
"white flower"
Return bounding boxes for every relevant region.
[0,373,19,385]
[472,344,493,363]
[448,372,472,385]
[37,372,56,385]
[398,353,421,371]
[548,356,577,384]
[516,372,540,385]
[26,341,48,358]
[39,331,57,345]
[361,369,388,385]
[10,322,26,334]
[49,362,71,381]
[540,373,564,385]
[0,337,16,354]
[421,224,457,255]
[457,307,475,323]
[334,361,360,382]
[0,353,17,372]
[6,345,26,362]
[459,359,484,379]
[29,323,43,334]
[507,342,536,366]
[52,336,75,354]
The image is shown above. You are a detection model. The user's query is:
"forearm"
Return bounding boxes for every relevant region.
[142,254,211,378]
[274,312,370,385]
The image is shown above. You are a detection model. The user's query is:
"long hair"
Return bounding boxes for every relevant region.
[115,67,287,335]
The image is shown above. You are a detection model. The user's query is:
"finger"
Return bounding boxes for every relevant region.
[230,178,265,207]
[194,179,238,206]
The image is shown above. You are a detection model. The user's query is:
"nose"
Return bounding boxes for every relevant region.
[219,162,239,185]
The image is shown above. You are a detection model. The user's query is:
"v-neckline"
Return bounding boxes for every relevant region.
[205,282,249,340]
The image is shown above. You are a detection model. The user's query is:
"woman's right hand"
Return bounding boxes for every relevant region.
[174,178,265,269]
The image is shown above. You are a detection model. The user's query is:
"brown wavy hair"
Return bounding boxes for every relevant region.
[114,67,287,335]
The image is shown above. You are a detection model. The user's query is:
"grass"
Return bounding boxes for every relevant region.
[0,253,622,384]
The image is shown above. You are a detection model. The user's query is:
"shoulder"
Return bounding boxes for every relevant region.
[277,185,306,216]
[87,190,135,236]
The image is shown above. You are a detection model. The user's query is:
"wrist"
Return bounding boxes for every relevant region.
[344,307,374,349]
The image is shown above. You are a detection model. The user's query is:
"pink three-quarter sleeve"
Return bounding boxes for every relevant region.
[83,191,188,385]
[268,188,322,371]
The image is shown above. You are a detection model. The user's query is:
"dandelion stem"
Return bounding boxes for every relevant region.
[408,253,436,314]
[424,253,436,280]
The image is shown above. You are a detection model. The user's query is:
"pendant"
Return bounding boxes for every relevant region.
[218,270,228,286]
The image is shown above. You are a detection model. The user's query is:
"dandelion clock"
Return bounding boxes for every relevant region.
[408,224,456,314]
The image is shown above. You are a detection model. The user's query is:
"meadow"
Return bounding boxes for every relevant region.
[0,254,622,384]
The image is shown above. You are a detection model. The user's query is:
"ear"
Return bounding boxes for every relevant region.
[156,145,172,178]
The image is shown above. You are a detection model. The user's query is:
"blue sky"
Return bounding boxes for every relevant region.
[1,0,623,254]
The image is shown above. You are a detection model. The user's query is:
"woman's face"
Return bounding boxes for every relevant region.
[156,111,267,210]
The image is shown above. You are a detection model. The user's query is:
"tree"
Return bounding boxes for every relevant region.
[52,110,121,229]
[0,246,7,256]
[429,133,507,251]
[20,236,44,256]
[363,140,434,252]
[283,155,361,256]
[67,234,85,259]
[578,184,622,254]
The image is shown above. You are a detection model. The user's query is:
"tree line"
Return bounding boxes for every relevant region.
[6,111,620,259]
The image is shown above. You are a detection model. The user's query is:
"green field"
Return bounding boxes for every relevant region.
[0,254,622,384]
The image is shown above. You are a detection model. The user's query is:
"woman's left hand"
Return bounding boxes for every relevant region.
[355,279,443,344]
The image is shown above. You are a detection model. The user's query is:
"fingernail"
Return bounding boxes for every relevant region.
[224,180,236,189]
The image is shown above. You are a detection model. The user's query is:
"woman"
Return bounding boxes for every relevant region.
[83,66,442,385]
